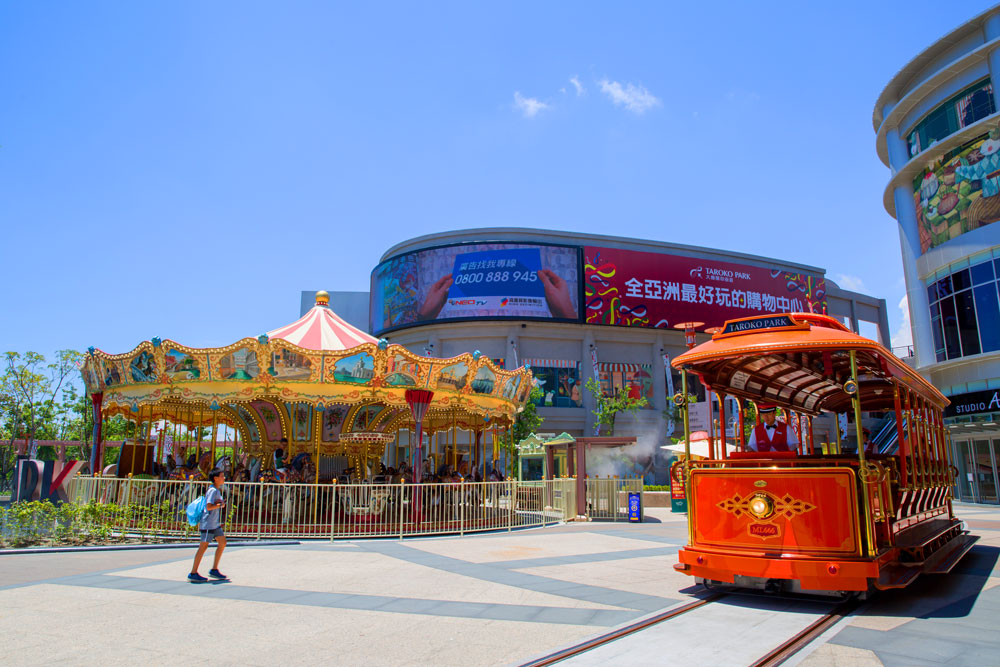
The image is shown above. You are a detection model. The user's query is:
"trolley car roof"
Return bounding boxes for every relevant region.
[671,313,948,415]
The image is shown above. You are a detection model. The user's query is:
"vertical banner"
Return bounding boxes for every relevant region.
[590,346,601,435]
[662,353,674,434]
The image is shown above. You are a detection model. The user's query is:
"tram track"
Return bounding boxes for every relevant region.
[519,590,861,667]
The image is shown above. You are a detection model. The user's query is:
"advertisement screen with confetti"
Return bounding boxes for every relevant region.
[584,246,827,329]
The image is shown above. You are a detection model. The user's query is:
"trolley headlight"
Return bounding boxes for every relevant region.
[748,493,774,520]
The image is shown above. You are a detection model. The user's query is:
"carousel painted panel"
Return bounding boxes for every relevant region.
[437,362,469,391]
[328,351,375,384]
[163,346,202,380]
[321,405,349,442]
[385,352,421,387]
[270,345,318,381]
[218,346,260,380]
[250,400,284,442]
[289,402,313,442]
[234,405,262,443]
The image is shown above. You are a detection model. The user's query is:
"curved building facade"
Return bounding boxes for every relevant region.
[874,4,1000,502]
[310,228,890,483]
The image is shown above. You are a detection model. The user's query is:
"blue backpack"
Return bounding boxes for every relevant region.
[186,496,207,527]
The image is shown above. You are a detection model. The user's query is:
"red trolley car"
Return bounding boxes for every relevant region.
[671,312,978,594]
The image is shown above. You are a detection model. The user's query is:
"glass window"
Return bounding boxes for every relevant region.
[598,364,654,408]
[952,269,973,292]
[930,302,947,362]
[937,276,953,299]
[971,261,995,285]
[940,296,962,359]
[927,282,939,302]
[955,289,981,356]
[977,284,1000,353]
[530,365,582,408]
[907,79,996,157]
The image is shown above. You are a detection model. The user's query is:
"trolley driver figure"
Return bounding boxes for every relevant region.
[746,404,799,452]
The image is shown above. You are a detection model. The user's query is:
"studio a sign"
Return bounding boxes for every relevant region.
[944,389,1000,418]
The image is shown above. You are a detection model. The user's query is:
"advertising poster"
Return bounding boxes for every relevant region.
[913,129,1000,254]
[371,243,580,335]
[583,246,826,329]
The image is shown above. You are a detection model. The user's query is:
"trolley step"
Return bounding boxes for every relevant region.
[875,564,921,590]
[924,533,979,575]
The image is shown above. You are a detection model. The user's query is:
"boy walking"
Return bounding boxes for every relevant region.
[189,469,228,582]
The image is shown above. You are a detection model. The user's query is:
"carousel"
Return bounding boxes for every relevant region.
[78,291,534,486]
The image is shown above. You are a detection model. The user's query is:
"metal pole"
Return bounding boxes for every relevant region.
[893,383,909,488]
[849,350,876,557]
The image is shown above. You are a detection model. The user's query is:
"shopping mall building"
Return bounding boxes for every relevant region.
[874,4,1000,503]
[313,228,889,484]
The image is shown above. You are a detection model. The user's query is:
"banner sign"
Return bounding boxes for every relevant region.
[584,246,826,329]
[944,388,1000,418]
[371,243,580,335]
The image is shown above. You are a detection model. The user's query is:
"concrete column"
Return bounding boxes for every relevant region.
[886,127,910,173]
[545,446,554,481]
[899,225,935,367]
[567,445,575,477]
[877,298,892,348]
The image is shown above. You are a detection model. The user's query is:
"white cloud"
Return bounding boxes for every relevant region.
[513,92,549,118]
[834,273,866,292]
[891,294,913,349]
[598,79,660,113]
[570,76,584,96]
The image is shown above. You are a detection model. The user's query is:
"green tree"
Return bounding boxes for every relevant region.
[585,377,648,436]
[504,386,544,476]
[1,350,84,480]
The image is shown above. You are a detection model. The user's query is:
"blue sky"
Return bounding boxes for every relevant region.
[2,1,997,363]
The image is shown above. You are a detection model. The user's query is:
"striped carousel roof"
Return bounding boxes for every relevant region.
[267,291,377,351]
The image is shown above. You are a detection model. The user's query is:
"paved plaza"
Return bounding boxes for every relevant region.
[1,505,998,666]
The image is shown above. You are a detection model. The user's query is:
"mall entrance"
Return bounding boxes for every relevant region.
[951,432,1000,504]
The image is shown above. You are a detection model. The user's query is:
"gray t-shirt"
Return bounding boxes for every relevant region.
[199,486,225,530]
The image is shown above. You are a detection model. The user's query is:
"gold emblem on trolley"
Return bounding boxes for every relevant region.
[754,480,767,488]
[717,492,816,521]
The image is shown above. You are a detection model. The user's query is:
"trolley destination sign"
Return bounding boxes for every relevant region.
[721,314,798,335]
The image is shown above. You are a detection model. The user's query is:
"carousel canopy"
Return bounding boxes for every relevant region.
[267,291,377,351]
[80,291,535,457]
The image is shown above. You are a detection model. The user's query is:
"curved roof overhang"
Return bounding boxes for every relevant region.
[672,313,948,415]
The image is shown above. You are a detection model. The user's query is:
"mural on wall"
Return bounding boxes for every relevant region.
[272,348,312,380]
[219,348,259,380]
[914,128,1000,254]
[164,348,200,380]
[332,352,375,384]
[250,400,283,441]
[130,351,157,382]
[321,406,348,442]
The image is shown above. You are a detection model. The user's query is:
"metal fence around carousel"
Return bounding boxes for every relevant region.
[66,477,585,539]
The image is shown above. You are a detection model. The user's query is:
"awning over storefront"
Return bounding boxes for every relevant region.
[522,358,579,369]
[597,362,648,373]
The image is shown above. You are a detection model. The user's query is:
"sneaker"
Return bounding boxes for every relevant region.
[208,569,227,580]
[188,572,208,583]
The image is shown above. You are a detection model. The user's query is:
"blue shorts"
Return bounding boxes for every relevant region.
[199,527,225,543]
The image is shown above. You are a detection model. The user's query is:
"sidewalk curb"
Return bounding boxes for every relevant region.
[0,540,300,556]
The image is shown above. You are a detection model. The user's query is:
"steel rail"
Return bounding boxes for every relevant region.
[749,596,861,667]
[518,593,725,667]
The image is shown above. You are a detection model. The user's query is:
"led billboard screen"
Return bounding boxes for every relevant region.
[584,246,826,329]
[371,243,580,335]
